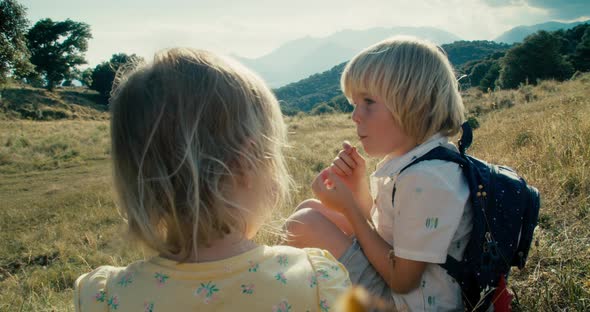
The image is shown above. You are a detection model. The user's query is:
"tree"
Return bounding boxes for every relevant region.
[26,18,92,90]
[572,28,590,72]
[79,68,93,87]
[90,53,142,102]
[499,31,574,89]
[0,0,33,84]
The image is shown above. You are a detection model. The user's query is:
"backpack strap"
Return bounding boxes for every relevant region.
[393,146,471,286]
[458,122,473,155]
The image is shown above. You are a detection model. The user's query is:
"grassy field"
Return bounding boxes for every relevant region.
[1,75,589,311]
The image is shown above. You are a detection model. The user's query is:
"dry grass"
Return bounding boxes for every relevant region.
[0,74,589,311]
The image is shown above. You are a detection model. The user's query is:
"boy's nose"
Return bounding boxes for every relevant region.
[351,107,361,124]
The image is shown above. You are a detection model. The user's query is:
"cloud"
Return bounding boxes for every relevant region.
[482,0,525,7]
[526,0,590,19]
[482,0,590,19]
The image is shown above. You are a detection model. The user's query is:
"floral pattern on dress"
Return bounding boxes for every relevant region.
[241,283,255,295]
[316,268,330,281]
[272,299,292,312]
[144,301,154,312]
[94,290,106,302]
[277,254,288,267]
[308,273,318,288]
[117,272,134,287]
[320,298,330,312]
[275,272,287,285]
[107,295,119,310]
[195,281,220,304]
[248,261,259,272]
[154,272,169,287]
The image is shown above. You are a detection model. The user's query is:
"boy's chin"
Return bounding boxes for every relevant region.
[361,145,382,158]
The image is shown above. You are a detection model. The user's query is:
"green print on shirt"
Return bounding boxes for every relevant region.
[425,217,439,229]
[144,302,154,312]
[428,295,436,306]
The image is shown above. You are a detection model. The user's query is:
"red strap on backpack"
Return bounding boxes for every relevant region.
[492,275,513,312]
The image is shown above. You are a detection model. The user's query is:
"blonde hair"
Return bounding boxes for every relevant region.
[341,36,464,144]
[110,48,290,260]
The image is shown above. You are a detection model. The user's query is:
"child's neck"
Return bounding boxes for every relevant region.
[162,232,259,263]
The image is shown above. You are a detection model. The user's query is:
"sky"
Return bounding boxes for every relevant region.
[19,0,590,67]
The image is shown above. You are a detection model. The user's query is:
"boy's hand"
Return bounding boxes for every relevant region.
[328,141,372,214]
[312,168,358,216]
[331,141,366,180]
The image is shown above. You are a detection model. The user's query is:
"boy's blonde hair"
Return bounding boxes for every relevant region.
[341,36,464,144]
[110,48,290,260]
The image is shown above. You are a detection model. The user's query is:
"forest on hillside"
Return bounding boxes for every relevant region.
[276,26,590,115]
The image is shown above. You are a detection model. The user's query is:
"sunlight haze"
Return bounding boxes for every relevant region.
[19,0,590,67]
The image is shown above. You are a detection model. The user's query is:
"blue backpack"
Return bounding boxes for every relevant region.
[393,122,541,311]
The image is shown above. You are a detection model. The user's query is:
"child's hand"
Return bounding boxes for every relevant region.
[328,141,372,213]
[330,141,366,180]
[312,168,358,215]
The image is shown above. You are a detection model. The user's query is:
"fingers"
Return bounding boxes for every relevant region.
[349,146,366,166]
[342,140,353,153]
[325,170,348,190]
[332,157,353,176]
[337,152,356,169]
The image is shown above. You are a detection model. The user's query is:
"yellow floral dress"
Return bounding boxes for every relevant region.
[74,246,350,311]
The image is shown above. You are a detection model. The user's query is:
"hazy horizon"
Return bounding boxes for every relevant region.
[18,0,590,67]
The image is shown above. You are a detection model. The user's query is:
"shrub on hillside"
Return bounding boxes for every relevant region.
[499,31,574,89]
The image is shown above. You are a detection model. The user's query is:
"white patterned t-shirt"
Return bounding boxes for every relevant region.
[370,134,473,311]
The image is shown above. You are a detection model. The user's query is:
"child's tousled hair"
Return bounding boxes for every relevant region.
[341,36,465,144]
[109,48,290,260]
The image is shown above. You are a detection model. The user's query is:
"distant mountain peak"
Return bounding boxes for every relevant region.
[235,26,461,87]
[495,19,590,43]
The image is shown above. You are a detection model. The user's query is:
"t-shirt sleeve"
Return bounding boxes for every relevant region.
[392,161,469,263]
[74,266,113,312]
[305,248,351,312]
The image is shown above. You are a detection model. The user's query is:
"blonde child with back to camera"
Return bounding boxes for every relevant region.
[74,48,350,311]
[285,37,473,311]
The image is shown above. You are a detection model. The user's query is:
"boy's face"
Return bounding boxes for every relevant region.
[351,92,416,158]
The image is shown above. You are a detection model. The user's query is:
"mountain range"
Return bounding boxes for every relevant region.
[494,20,590,43]
[235,26,461,87]
[274,40,512,114]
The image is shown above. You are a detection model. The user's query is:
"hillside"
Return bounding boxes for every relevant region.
[0,85,108,121]
[275,40,511,114]
[495,20,590,43]
[1,75,589,310]
[237,26,461,87]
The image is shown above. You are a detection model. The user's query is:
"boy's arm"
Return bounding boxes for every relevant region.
[346,206,427,293]
[313,170,426,293]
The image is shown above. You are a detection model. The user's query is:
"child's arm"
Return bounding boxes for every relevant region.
[312,170,426,293]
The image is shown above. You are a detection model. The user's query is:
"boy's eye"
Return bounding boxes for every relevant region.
[364,98,375,105]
